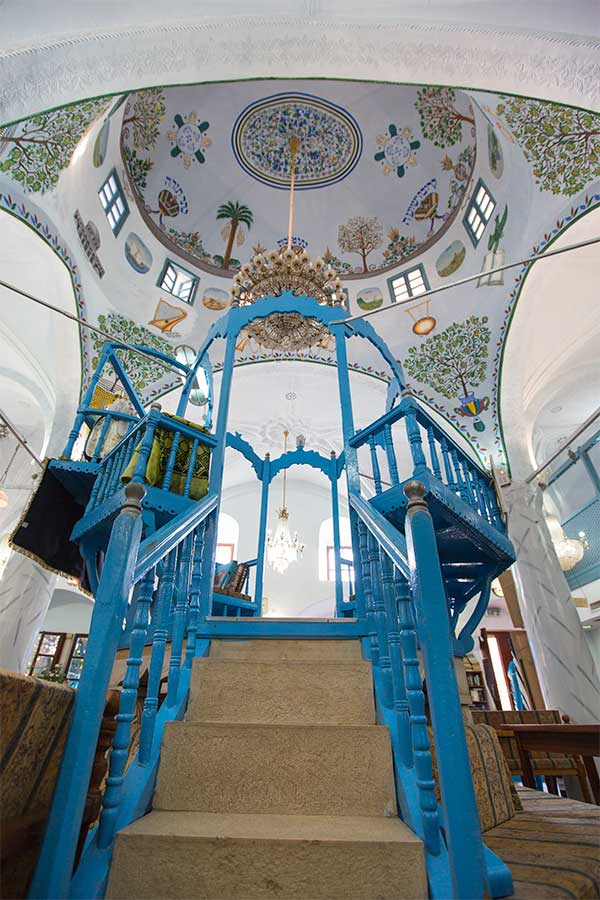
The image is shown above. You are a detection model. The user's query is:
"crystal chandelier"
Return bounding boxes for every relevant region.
[545,514,586,572]
[266,430,304,574]
[230,137,345,352]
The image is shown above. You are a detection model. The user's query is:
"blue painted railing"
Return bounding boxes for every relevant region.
[349,485,507,900]
[351,393,503,531]
[30,485,220,900]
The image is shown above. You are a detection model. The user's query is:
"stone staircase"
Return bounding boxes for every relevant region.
[107,639,426,899]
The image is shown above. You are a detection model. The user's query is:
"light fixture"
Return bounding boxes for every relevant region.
[545,514,585,572]
[229,137,344,351]
[266,430,304,575]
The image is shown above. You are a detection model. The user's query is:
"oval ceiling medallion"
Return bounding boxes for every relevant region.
[232,92,363,190]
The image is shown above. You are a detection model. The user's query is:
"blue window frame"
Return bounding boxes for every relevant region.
[463,178,496,247]
[387,264,430,304]
[158,259,199,305]
[98,170,128,235]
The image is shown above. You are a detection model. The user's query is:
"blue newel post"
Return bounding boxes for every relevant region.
[403,479,487,900]
[254,453,270,615]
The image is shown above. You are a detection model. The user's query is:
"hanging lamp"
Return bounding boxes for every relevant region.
[230,137,344,352]
[545,513,585,572]
[266,430,304,574]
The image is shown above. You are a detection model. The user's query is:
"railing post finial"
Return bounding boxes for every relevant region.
[150,402,162,411]
[123,481,146,513]
[404,479,427,512]
[401,387,413,398]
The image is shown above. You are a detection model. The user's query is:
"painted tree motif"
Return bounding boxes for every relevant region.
[0,97,110,193]
[122,146,154,191]
[91,313,174,394]
[496,97,600,196]
[415,87,475,149]
[121,89,166,151]
[216,201,254,269]
[404,315,491,398]
[338,216,383,272]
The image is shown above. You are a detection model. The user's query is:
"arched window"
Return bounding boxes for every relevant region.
[216,512,239,564]
[318,516,352,582]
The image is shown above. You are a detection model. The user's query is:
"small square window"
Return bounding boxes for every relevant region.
[463,179,496,247]
[98,170,128,236]
[158,260,199,305]
[387,264,430,304]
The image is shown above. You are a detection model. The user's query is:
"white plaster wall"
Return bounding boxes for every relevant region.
[220,474,347,618]
[41,587,94,634]
[0,552,56,672]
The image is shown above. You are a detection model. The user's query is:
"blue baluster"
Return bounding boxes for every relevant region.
[185,525,205,667]
[394,571,440,854]
[183,437,199,498]
[404,402,428,472]
[62,345,111,458]
[368,435,383,495]
[97,565,155,849]
[450,448,469,502]
[368,533,392,707]
[357,522,378,664]
[460,460,477,509]
[97,451,119,505]
[380,551,412,766]
[426,427,442,481]
[254,454,270,615]
[331,453,344,616]
[440,437,456,490]
[384,424,399,486]
[486,479,503,528]
[403,480,486,899]
[138,548,178,765]
[131,407,160,486]
[162,429,181,491]
[167,532,194,706]
[472,471,489,520]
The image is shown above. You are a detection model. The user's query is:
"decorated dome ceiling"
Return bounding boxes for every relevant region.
[120,81,477,278]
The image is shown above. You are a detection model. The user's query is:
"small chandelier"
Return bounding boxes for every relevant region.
[267,430,304,574]
[229,136,345,352]
[545,514,586,572]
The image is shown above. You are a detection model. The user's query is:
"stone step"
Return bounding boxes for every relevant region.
[154,722,397,818]
[208,638,363,662]
[107,810,426,899]
[187,657,375,725]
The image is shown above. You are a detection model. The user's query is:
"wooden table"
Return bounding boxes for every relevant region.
[507,723,600,805]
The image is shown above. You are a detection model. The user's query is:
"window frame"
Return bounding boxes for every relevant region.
[215,542,235,565]
[65,633,89,688]
[98,169,129,236]
[463,177,496,248]
[326,545,354,583]
[387,263,430,305]
[27,631,66,677]
[157,258,199,306]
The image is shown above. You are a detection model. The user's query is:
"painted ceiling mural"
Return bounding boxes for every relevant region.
[119,82,477,278]
[0,81,599,470]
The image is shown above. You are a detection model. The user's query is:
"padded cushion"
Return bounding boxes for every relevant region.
[489,787,600,899]
[430,723,517,832]
[472,709,577,771]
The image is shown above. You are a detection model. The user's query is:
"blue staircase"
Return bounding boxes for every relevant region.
[29,292,515,900]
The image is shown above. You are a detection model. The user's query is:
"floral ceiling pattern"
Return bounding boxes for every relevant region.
[120,81,477,278]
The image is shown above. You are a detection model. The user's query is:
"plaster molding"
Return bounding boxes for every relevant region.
[1,17,599,125]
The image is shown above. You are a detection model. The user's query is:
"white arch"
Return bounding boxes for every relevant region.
[1,10,598,125]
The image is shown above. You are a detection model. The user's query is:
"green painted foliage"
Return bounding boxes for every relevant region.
[0,97,111,194]
[91,312,174,394]
[415,87,474,149]
[121,89,166,152]
[405,315,491,399]
[497,97,600,196]
[122,146,154,191]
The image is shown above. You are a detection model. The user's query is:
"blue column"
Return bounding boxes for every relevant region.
[330,453,343,616]
[333,324,364,619]
[254,454,270,615]
[403,479,486,900]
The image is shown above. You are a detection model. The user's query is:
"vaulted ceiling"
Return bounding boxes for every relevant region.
[0,71,598,476]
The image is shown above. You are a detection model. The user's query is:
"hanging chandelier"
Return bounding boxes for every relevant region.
[230,137,345,352]
[545,514,586,572]
[266,430,304,574]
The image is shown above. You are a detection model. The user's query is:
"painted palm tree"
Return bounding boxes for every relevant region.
[216,201,254,269]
